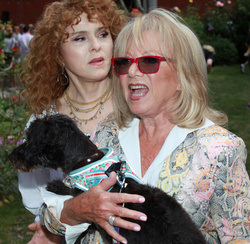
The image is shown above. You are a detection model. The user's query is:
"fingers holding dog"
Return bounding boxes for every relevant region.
[103,212,146,244]
[108,215,142,231]
[103,221,128,244]
[99,171,118,191]
[61,172,147,242]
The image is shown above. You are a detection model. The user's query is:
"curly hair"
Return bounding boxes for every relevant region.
[22,0,127,114]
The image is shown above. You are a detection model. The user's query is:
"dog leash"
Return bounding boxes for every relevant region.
[105,162,128,244]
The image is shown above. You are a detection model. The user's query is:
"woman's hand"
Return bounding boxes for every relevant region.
[28,221,62,244]
[61,172,147,244]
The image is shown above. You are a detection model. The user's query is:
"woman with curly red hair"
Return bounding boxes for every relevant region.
[18,0,137,243]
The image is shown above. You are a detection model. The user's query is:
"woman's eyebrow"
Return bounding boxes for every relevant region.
[68,27,107,36]
[68,31,86,36]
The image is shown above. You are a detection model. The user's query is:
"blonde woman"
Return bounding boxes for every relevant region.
[111,8,250,243]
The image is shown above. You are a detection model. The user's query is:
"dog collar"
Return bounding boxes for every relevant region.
[69,147,142,191]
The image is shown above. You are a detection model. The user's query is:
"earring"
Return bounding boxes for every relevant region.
[57,70,69,86]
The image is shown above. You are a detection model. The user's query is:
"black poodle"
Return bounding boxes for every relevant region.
[8,114,206,244]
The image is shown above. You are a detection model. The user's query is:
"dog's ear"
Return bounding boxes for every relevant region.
[24,119,51,154]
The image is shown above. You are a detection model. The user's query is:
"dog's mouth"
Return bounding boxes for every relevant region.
[72,150,105,170]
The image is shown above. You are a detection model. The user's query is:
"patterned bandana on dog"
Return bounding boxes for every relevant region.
[69,147,142,191]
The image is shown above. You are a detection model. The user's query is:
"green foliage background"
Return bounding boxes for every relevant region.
[182,0,250,65]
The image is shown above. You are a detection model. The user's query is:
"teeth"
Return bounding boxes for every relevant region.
[130,84,148,97]
[133,93,145,97]
[130,85,147,89]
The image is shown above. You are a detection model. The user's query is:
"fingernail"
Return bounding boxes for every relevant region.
[139,197,145,203]
[122,241,127,244]
[140,216,147,221]
[134,226,140,231]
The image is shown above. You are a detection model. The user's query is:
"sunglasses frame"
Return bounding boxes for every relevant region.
[111,55,173,75]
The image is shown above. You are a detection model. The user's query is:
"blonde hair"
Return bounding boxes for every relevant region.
[22,0,127,114]
[113,8,227,129]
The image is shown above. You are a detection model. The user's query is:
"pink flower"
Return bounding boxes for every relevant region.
[16,139,23,145]
[227,0,231,4]
[216,1,224,6]
[8,138,14,143]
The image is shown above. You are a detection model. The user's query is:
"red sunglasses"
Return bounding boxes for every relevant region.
[111,56,174,75]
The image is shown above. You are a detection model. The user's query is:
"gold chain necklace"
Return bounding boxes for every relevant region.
[64,86,111,125]
[65,98,100,113]
[64,84,110,106]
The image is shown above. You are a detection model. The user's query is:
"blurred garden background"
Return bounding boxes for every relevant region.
[0,0,250,243]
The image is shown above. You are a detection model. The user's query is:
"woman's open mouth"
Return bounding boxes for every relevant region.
[129,84,149,100]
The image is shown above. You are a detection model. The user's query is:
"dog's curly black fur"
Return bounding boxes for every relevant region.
[9,114,206,244]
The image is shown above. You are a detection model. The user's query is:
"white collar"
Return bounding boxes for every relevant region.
[119,118,214,186]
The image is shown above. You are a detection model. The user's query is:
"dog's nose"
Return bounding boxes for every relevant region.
[8,145,25,168]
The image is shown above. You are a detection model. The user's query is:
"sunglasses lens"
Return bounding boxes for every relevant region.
[138,57,159,73]
[114,58,131,74]
[113,56,163,75]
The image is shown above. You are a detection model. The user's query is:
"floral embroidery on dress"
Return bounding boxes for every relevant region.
[158,125,250,243]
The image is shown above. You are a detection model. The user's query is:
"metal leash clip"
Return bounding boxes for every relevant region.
[105,161,128,206]
[105,161,128,244]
